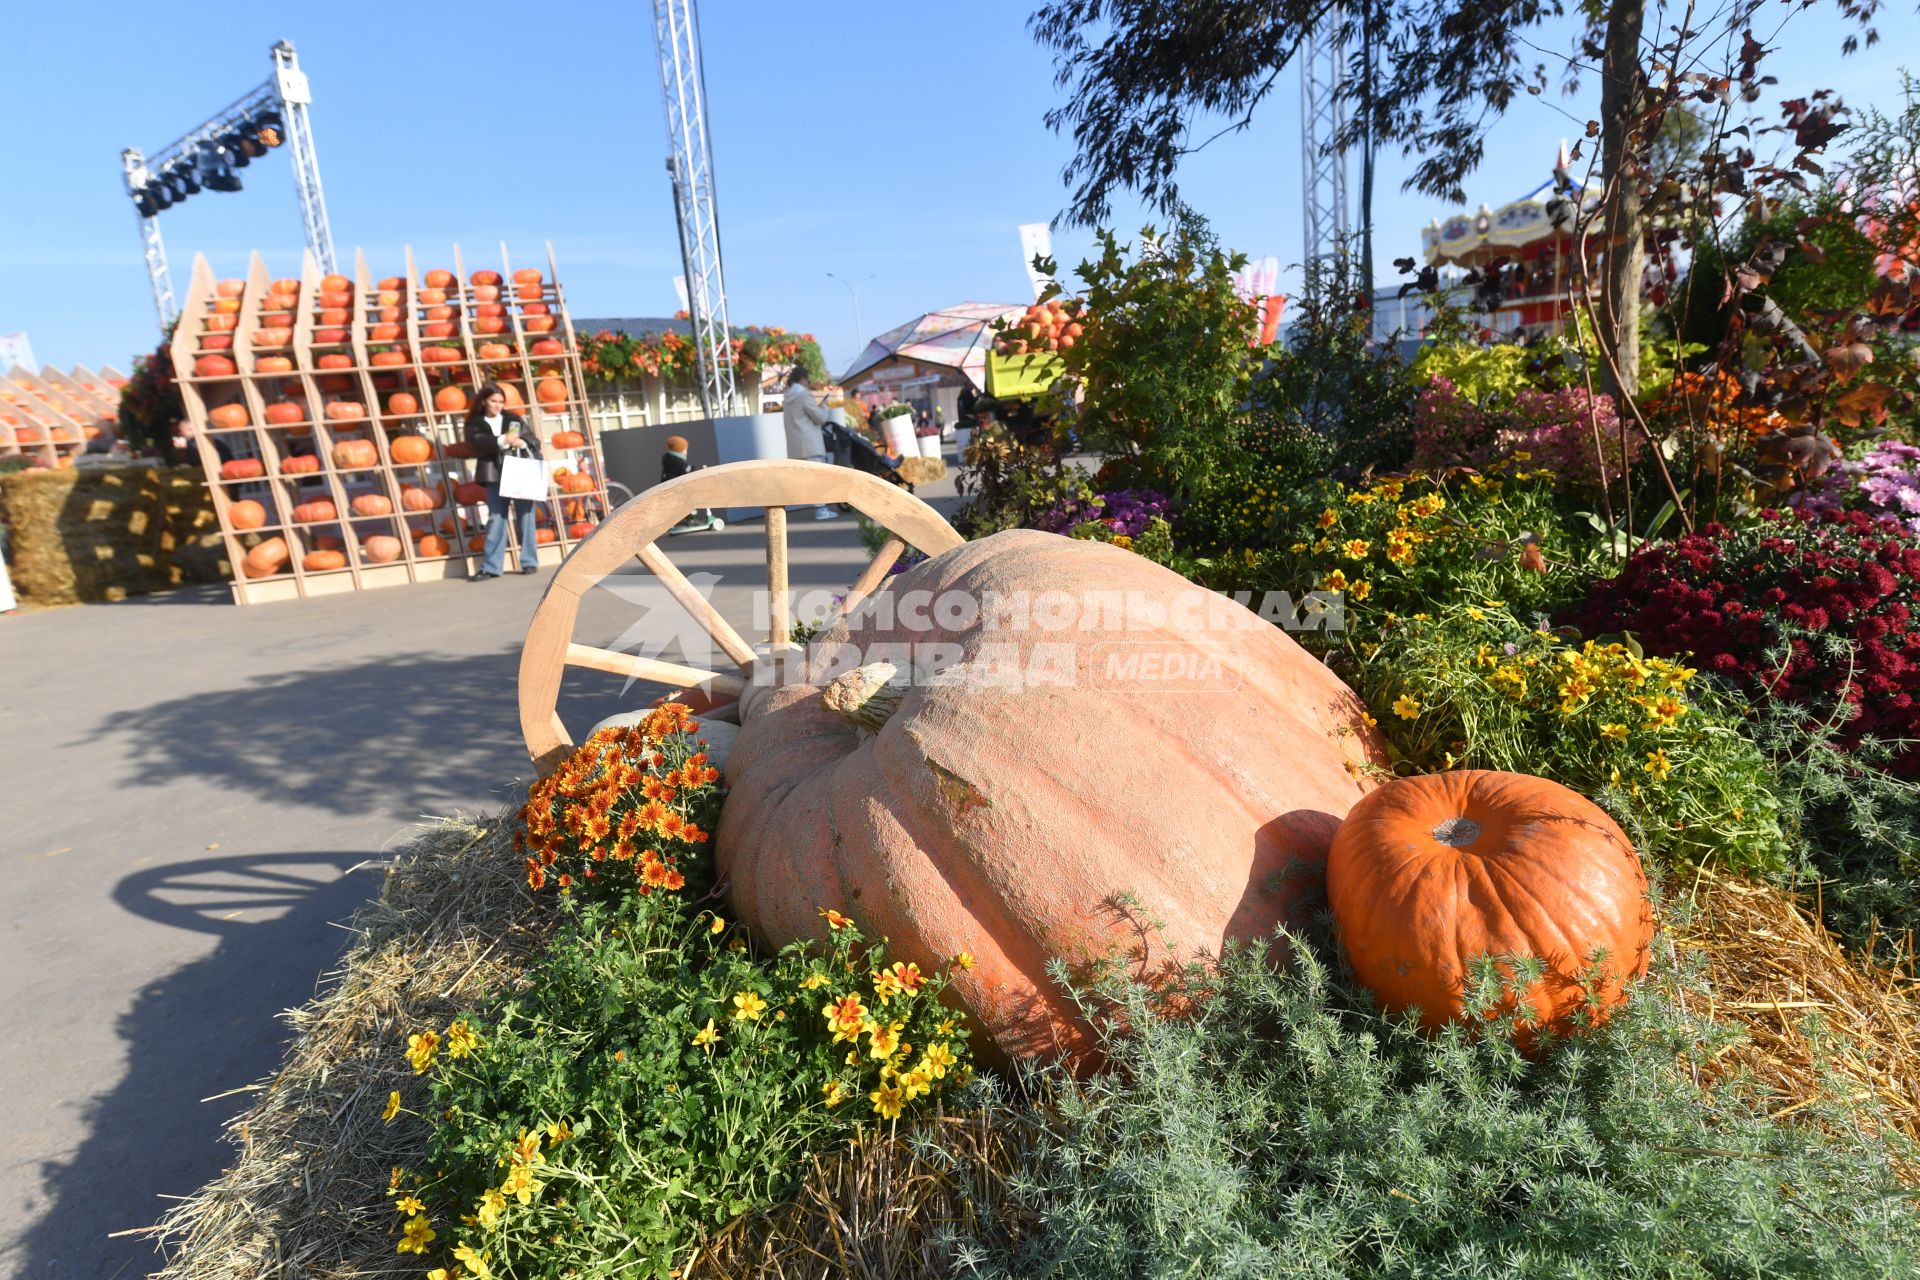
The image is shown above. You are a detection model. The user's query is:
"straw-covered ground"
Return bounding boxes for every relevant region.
[150,802,1920,1279]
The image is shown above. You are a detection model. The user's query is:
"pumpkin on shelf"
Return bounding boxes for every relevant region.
[317,375,355,395]
[269,278,301,297]
[251,330,292,350]
[418,288,448,307]
[389,434,433,464]
[416,533,452,557]
[377,274,405,289]
[326,402,369,423]
[317,292,353,311]
[351,493,395,517]
[1326,770,1653,1045]
[715,530,1388,1066]
[201,335,235,352]
[312,534,344,551]
[219,457,265,481]
[473,317,507,336]
[258,309,295,327]
[523,316,556,334]
[216,278,247,297]
[387,392,421,417]
[208,403,250,430]
[530,338,564,356]
[424,304,455,322]
[281,454,322,476]
[422,346,461,364]
[424,268,456,288]
[473,302,506,318]
[566,520,595,539]
[557,473,596,495]
[400,484,443,512]
[470,269,502,287]
[362,534,404,563]
[521,302,551,317]
[512,267,543,285]
[477,342,513,361]
[292,498,338,523]
[317,353,353,370]
[319,273,352,292]
[318,307,351,326]
[445,441,476,460]
[313,328,349,346]
[212,298,242,316]
[331,438,379,469]
[370,322,402,342]
[548,430,586,449]
[471,285,501,302]
[534,527,558,544]
[434,385,470,413]
[257,356,295,374]
[467,534,487,552]
[534,377,568,405]
[194,355,238,378]
[371,351,409,367]
[227,499,268,530]
[303,549,349,572]
[453,481,488,506]
[421,321,456,340]
[242,536,290,578]
[515,282,544,302]
[498,384,526,411]
[264,402,304,426]
[205,313,238,333]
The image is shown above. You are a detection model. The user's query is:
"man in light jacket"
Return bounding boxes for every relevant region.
[782,369,838,520]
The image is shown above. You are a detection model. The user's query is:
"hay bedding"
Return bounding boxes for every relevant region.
[153,801,1920,1279]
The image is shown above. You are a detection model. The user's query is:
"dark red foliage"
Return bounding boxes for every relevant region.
[1566,509,1920,775]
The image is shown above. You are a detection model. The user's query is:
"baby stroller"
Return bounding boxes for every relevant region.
[826,421,915,496]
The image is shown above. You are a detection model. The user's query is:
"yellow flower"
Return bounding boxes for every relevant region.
[1317,507,1339,528]
[1290,541,1310,553]
[405,1030,440,1074]
[1599,723,1628,740]
[1111,534,1134,550]
[921,1041,958,1079]
[1342,538,1371,559]
[800,971,831,990]
[1467,607,1485,621]
[1392,693,1421,719]
[868,1021,903,1059]
[898,1068,932,1100]
[452,1243,493,1279]
[475,1187,507,1229]
[394,1194,426,1215]
[1644,749,1673,781]
[444,1019,480,1060]
[426,1269,455,1280]
[692,1017,721,1052]
[1350,580,1371,601]
[1321,568,1349,592]
[500,1162,541,1205]
[951,951,975,971]
[510,1128,541,1166]
[382,1091,402,1123]
[1644,695,1686,728]
[870,1083,906,1120]
[709,915,727,934]
[731,990,767,1021]
[544,1118,572,1144]
[871,969,903,1003]
[818,908,853,931]
[822,1079,848,1107]
[397,1214,436,1255]
[1345,490,1378,505]
[824,993,870,1041]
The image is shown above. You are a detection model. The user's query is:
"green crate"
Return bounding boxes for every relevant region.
[985,350,1066,400]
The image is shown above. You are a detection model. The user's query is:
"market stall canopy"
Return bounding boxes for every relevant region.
[840,303,1025,391]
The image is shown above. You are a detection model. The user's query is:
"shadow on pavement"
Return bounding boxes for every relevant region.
[14,850,380,1280]
[83,648,634,822]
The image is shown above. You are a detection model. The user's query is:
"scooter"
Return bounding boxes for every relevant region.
[666,462,727,535]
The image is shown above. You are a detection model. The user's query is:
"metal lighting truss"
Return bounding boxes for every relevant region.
[1300,16,1350,293]
[120,39,337,333]
[653,0,741,418]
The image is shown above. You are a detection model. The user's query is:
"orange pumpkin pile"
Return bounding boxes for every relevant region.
[994,298,1085,356]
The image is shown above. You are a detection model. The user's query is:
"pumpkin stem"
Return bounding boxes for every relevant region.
[822,662,908,733]
[1432,816,1482,847]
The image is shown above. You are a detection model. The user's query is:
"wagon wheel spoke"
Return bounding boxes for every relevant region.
[635,540,757,672]
[562,643,745,697]
[820,533,907,633]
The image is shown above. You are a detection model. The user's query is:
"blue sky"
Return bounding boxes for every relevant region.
[3,0,1917,376]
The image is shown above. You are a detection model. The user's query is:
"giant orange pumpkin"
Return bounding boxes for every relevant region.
[435,385,470,413]
[352,493,395,517]
[332,439,378,468]
[209,403,250,430]
[242,536,290,578]
[389,434,433,464]
[227,499,268,530]
[303,549,348,571]
[715,530,1387,1065]
[1327,770,1653,1043]
[292,498,338,523]
[362,534,404,563]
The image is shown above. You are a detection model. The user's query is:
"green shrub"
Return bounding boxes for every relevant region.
[1340,601,1789,875]
[952,933,1920,1279]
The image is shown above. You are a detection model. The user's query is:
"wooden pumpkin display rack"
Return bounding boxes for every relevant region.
[170,242,607,605]
[0,364,125,467]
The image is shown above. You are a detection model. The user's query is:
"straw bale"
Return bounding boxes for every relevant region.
[150,803,550,1279]
[0,465,226,605]
[897,456,947,486]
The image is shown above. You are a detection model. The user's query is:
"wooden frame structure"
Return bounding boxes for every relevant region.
[171,242,607,604]
[517,459,965,773]
[0,365,124,466]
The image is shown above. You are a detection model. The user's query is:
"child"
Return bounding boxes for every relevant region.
[661,434,691,484]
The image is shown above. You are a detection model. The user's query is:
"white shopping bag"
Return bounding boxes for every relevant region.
[498,452,550,502]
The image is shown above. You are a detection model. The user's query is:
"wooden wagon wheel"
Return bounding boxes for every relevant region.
[519,458,965,773]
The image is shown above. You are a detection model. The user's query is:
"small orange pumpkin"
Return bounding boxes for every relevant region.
[534,527,558,544]
[219,457,265,481]
[521,302,551,317]
[389,435,433,464]
[362,534,404,563]
[472,316,507,336]
[515,282,544,301]
[213,298,242,315]
[281,454,321,475]
[424,269,455,288]
[195,355,238,378]
[205,313,238,333]
[435,385,470,413]
[473,302,506,318]
[388,392,421,417]
[566,520,595,539]
[209,403,250,430]
[371,351,409,367]
[534,377,568,405]
[259,310,295,328]
[317,353,353,370]
[422,321,456,339]
[269,278,301,297]
[549,430,586,449]
[1327,770,1653,1043]
[477,342,513,361]
[468,534,487,552]
[471,284,501,302]
[257,356,296,374]
[331,438,378,468]
[400,484,442,512]
[416,534,451,557]
[454,481,489,505]
[313,327,349,346]
[228,499,268,530]
[292,498,338,523]
[511,267,543,286]
[370,322,403,342]
[303,549,349,571]
[318,290,353,310]
[201,335,235,351]
[378,275,405,290]
[216,278,247,297]
[326,402,369,423]
[469,269,502,287]
[351,493,395,517]
[318,307,351,326]
[523,316,556,334]
[530,338,564,356]
[264,402,304,427]
[422,346,460,364]
[242,536,290,578]
[418,288,448,306]
[424,304,455,322]
[251,330,292,350]
[319,273,352,292]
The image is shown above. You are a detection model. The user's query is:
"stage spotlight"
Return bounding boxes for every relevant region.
[175,165,201,195]
[257,125,282,148]
[133,188,158,217]
[146,179,173,211]
[206,169,243,193]
[254,108,284,147]
[222,132,251,167]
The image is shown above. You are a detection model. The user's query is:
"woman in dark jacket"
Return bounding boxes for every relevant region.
[463,382,544,579]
